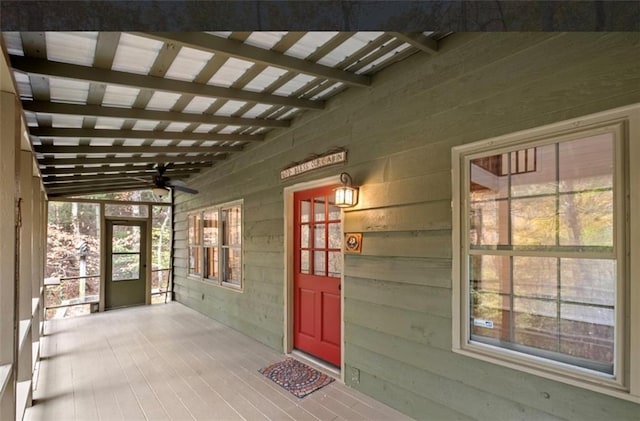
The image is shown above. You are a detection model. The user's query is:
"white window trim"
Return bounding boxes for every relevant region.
[452,104,640,403]
[187,199,244,291]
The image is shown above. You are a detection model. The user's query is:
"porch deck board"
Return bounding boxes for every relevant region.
[25,302,411,421]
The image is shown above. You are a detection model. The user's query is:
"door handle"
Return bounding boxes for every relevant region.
[338,283,341,291]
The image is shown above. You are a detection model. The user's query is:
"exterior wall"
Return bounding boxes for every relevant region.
[1,49,46,419]
[173,33,640,419]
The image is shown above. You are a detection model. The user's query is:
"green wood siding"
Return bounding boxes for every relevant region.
[173,33,640,419]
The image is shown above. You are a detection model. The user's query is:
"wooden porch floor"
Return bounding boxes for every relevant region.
[25,302,410,421]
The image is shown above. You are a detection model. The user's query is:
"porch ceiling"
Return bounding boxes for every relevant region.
[2,31,446,198]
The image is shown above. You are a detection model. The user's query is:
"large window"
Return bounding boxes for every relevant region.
[452,106,640,402]
[188,201,243,289]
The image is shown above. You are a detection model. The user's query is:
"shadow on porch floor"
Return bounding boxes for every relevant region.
[25,302,410,420]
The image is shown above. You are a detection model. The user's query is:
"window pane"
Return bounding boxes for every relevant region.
[514,298,558,353]
[472,292,511,341]
[314,224,325,249]
[314,197,325,222]
[300,250,309,274]
[464,126,620,376]
[560,259,615,306]
[223,207,241,246]
[203,210,218,246]
[510,144,556,197]
[314,251,326,276]
[189,246,202,275]
[112,225,140,252]
[469,199,509,247]
[300,199,311,223]
[300,224,310,248]
[188,214,201,245]
[511,196,556,246]
[470,154,509,199]
[513,257,557,299]
[204,246,217,279]
[328,251,341,277]
[112,254,140,281]
[470,255,510,294]
[222,247,241,285]
[559,133,614,193]
[559,191,613,247]
[560,304,614,368]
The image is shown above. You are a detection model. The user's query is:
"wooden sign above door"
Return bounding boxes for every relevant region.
[280,149,347,180]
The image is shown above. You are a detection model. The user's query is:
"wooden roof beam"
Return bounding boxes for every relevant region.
[388,32,439,54]
[9,55,324,110]
[43,171,195,184]
[41,163,207,176]
[34,145,242,154]
[38,155,226,166]
[47,184,154,197]
[22,100,289,128]
[29,127,263,142]
[137,32,371,88]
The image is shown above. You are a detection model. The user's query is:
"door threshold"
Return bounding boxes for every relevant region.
[290,350,341,379]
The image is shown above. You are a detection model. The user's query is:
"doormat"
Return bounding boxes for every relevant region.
[258,358,335,398]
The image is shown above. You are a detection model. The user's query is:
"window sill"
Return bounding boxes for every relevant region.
[453,346,640,404]
[190,276,243,292]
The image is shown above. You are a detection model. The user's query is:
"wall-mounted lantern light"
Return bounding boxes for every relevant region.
[334,172,359,208]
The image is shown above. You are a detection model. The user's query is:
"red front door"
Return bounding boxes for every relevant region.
[293,185,342,366]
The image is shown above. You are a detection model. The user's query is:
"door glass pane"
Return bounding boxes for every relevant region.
[313,251,326,276]
[314,224,325,249]
[328,251,341,277]
[105,204,149,218]
[112,254,140,281]
[328,222,341,249]
[300,224,310,248]
[112,225,140,252]
[300,250,310,274]
[328,201,340,220]
[300,199,311,223]
[314,197,325,222]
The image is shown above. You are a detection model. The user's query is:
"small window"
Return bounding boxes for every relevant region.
[453,106,640,401]
[187,201,243,290]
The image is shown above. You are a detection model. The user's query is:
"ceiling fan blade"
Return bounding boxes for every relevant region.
[169,183,198,194]
[128,176,150,183]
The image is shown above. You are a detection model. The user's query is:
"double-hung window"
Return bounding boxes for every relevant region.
[188,201,243,289]
[452,105,640,401]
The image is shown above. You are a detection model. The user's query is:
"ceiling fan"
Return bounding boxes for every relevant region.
[133,164,199,198]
